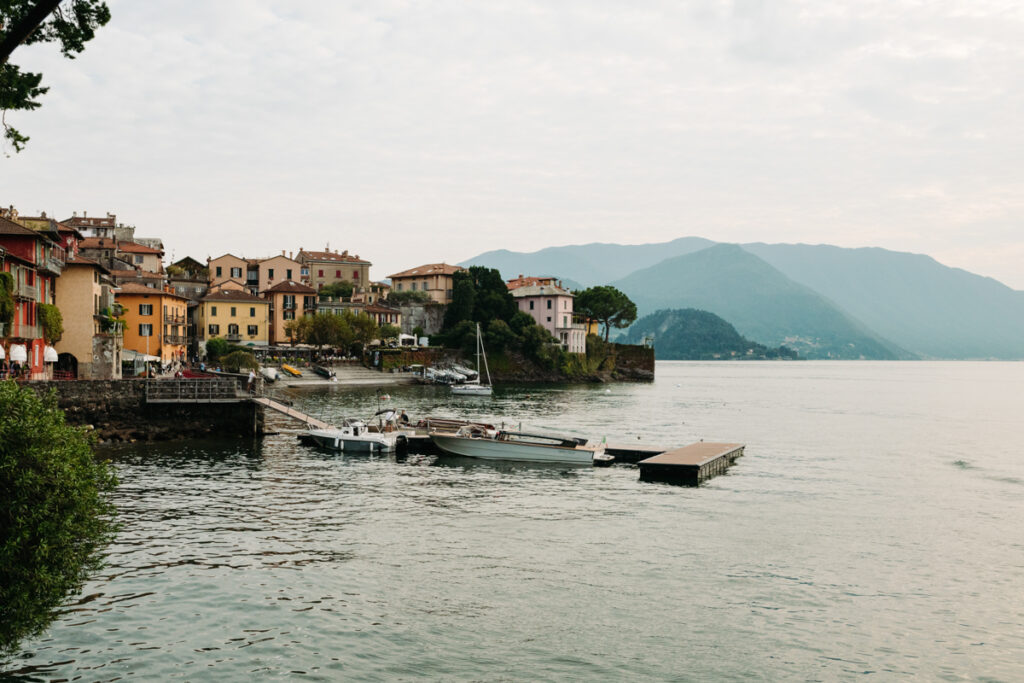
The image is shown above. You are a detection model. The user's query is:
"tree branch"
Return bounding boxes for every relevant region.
[0,0,64,65]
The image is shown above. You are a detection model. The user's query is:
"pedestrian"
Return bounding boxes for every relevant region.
[399,409,410,425]
[247,369,256,393]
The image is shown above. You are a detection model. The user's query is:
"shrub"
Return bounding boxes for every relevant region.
[0,382,117,654]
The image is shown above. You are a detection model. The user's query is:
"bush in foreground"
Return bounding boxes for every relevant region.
[0,382,117,655]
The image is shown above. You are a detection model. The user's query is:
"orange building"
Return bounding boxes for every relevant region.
[116,283,188,365]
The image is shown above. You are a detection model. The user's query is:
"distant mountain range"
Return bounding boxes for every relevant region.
[461,238,1024,360]
[622,308,799,360]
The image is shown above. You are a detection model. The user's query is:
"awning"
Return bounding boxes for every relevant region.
[9,344,27,362]
[0,346,5,360]
[44,346,58,362]
[122,349,161,362]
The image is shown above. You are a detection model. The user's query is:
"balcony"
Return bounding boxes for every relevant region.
[164,334,187,345]
[9,323,41,340]
[226,333,242,342]
[39,245,66,275]
[13,281,39,300]
[164,314,187,325]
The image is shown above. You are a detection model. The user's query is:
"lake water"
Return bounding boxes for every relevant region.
[4,361,1024,681]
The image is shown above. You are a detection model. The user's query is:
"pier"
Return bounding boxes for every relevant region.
[637,442,745,486]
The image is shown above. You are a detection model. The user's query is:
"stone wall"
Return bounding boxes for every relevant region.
[398,303,446,336]
[610,343,655,381]
[22,379,263,443]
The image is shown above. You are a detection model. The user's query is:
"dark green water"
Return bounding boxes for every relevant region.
[4,362,1023,680]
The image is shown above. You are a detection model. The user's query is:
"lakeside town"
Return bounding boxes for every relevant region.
[0,206,609,381]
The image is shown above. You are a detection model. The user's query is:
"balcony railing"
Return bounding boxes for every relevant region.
[226,333,241,341]
[13,281,39,300]
[164,334,187,345]
[9,323,41,340]
[164,314,187,324]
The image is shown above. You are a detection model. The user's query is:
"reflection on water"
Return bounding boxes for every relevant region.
[4,362,1024,681]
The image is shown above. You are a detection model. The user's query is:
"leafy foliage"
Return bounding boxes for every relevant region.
[1,0,111,152]
[284,311,380,351]
[622,308,799,360]
[37,302,63,343]
[205,337,229,361]
[442,266,515,330]
[219,350,258,373]
[574,285,637,341]
[379,324,400,341]
[386,290,430,305]
[0,382,117,654]
[318,281,353,300]
[0,272,14,329]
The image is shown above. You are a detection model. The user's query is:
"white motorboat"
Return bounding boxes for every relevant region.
[299,419,402,453]
[451,323,493,396]
[429,426,603,465]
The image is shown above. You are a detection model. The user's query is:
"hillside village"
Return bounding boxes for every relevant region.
[0,207,599,380]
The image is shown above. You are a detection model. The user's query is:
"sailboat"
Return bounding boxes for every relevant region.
[450,323,493,396]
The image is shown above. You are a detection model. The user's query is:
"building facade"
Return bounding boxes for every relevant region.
[208,254,250,290]
[55,256,123,379]
[387,263,465,304]
[509,282,587,354]
[263,280,316,346]
[196,288,271,350]
[116,283,188,365]
[298,248,371,292]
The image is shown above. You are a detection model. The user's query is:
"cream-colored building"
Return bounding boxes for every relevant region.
[116,241,164,273]
[388,263,465,304]
[55,255,123,378]
[196,288,271,349]
[208,253,250,290]
[298,248,371,292]
[256,254,303,294]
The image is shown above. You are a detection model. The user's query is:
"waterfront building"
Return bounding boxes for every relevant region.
[506,274,561,290]
[116,283,189,365]
[364,303,402,328]
[0,214,64,378]
[77,236,130,272]
[387,263,465,304]
[297,247,371,293]
[55,254,123,379]
[263,280,317,345]
[255,253,304,294]
[196,288,271,351]
[509,281,587,354]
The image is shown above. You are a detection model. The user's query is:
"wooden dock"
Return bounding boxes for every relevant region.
[252,397,331,429]
[637,442,745,486]
[604,444,669,464]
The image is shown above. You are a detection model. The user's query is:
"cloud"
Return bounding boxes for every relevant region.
[2,0,1024,288]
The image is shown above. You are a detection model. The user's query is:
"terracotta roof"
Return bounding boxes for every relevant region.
[79,236,117,250]
[116,283,188,300]
[507,275,560,290]
[299,249,370,264]
[66,255,111,274]
[265,280,316,294]
[0,215,41,237]
[111,269,164,279]
[200,288,266,303]
[387,263,465,279]
[365,304,401,314]
[117,240,163,255]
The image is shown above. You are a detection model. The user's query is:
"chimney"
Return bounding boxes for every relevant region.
[83,210,87,217]
[281,249,285,256]
[289,251,293,260]
[41,211,46,218]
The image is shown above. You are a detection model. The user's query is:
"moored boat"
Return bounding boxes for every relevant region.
[312,364,336,379]
[429,427,603,464]
[299,418,403,453]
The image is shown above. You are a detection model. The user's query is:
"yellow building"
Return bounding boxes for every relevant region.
[55,255,123,379]
[196,288,270,351]
[298,247,371,293]
[388,263,465,304]
[116,283,188,365]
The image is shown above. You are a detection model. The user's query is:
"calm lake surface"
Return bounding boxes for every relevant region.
[5,361,1024,681]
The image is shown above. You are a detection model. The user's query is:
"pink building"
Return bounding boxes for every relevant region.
[509,281,586,354]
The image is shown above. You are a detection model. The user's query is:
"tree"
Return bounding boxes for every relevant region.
[37,302,62,343]
[205,337,229,361]
[1,0,111,152]
[574,286,637,341]
[443,272,475,329]
[319,281,353,300]
[0,272,14,333]
[284,317,310,346]
[307,313,350,351]
[348,311,378,347]
[485,318,517,352]
[379,324,400,342]
[219,350,258,373]
[387,290,430,305]
[0,382,117,654]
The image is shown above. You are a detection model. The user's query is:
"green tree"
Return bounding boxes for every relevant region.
[319,281,353,300]
[205,337,229,361]
[37,302,63,343]
[508,311,536,337]
[0,381,117,654]
[307,313,351,351]
[485,318,517,352]
[412,325,424,339]
[379,324,400,342]
[0,272,14,333]
[219,350,258,373]
[1,0,111,152]
[574,286,637,341]
[284,317,310,346]
[443,272,475,329]
[387,290,430,305]
[348,311,378,346]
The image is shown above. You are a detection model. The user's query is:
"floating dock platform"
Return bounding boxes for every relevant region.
[637,442,745,486]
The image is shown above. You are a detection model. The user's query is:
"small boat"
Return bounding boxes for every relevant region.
[281,364,303,377]
[430,427,604,464]
[451,323,493,396]
[312,364,336,379]
[299,418,402,453]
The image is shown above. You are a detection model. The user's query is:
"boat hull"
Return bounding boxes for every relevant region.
[300,429,397,453]
[430,433,598,465]
[450,384,492,396]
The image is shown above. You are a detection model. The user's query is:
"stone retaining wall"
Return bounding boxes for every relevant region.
[21,379,263,443]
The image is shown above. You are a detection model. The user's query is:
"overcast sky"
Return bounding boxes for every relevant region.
[3,0,1023,288]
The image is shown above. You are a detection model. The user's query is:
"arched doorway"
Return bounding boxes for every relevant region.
[56,352,79,379]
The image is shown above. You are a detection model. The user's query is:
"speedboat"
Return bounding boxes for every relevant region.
[429,426,603,465]
[299,419,401,453]
[312,364,336,379]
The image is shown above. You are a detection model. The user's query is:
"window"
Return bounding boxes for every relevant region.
[139,324,153,336]
[163,305,168,315]
[248,325,258,336]
[283,311,295,320]
[211,305,217,316]
[335,270,341,278]
[139,304,153,315]
[268,268,275,279]
[286,269,292,279]
[422,281,428,290]
[134,254,143,264]
[397,283,403,291]
[546,316,552,323]
[250,307,255,317]
[563,316,568,327]
[547,299,552,309]
[318,269,324,277]
[353,270,360,280]
[208,324,219,335]
[529,301,534,310]
[230,267,242,278]
[228,324,239,335]
[216,266,222,277]
[230,307,236,317]
[301,268,309,277]
[411,282,417,291]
